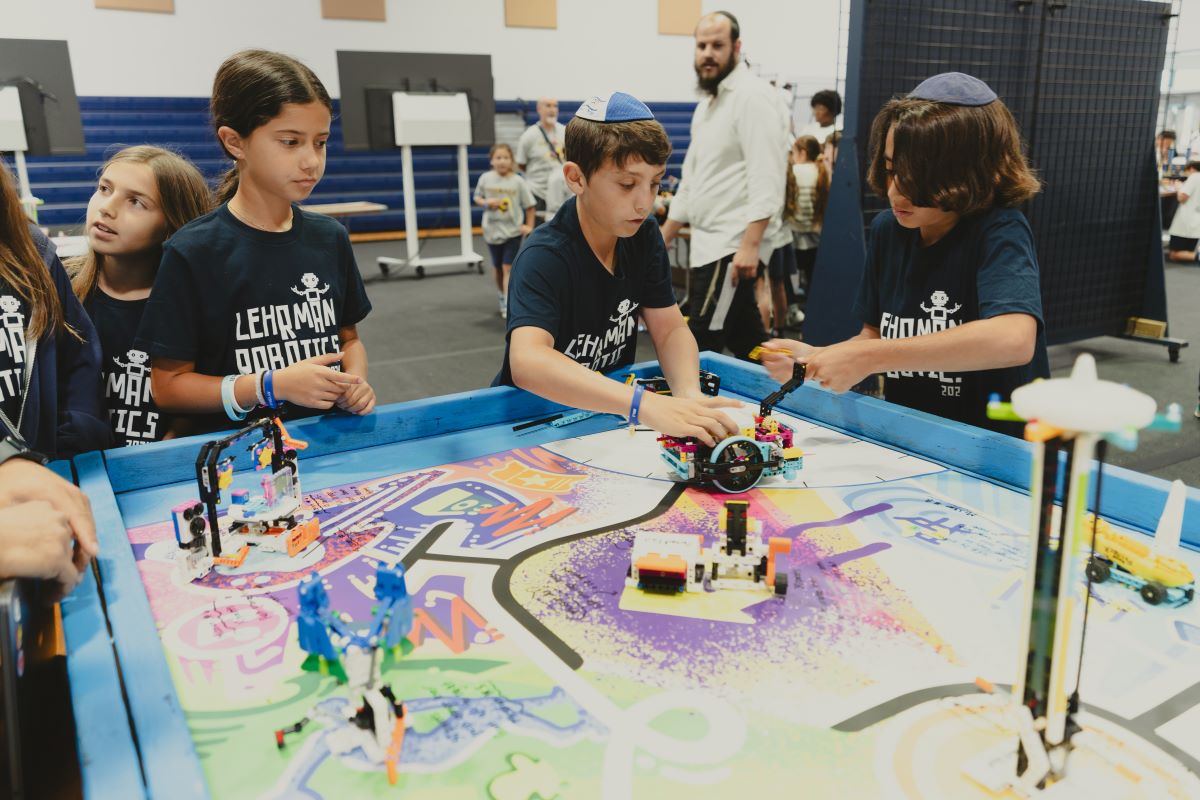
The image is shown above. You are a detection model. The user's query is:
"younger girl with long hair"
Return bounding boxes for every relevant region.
[785,134,830,304]
[68,145,211,445]
[136,50,375,434]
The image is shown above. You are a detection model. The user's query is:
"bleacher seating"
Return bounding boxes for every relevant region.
[7,97,695,235]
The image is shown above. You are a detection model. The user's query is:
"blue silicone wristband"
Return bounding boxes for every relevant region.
[628,383,646,427]
[263,370,278,409]
[221,375,248,421]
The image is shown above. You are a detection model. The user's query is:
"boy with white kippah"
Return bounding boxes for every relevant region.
[493,92,742,447]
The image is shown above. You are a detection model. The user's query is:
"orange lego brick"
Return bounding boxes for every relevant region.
[766,537,792,586]
[213,544,250,568]
[386,707,406,785]
[635,552,688,577]
[286,518,321,557]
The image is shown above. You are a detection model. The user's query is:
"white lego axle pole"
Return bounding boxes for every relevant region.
[1043,432,1097,757]
[999,353,1163,788]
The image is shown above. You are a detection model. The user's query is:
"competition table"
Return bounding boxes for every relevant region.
[60,354,1200,799]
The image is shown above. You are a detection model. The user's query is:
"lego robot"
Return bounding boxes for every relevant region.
[171,416,320,581]
[627,500,791,596]
[276,563,414,785]
[658,363,806,493]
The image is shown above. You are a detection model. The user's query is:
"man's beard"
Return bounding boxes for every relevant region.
[695,56,735,96]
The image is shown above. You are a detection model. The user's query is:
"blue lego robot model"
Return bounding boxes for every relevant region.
[276,562,414,784]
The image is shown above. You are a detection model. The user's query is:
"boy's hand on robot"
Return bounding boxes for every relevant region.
[274,352,363,410]
[640,391,743,447]
[760,338,818,384]
[336,380,377,415]
[0,458,98,567]
[762,336,873,394]
[800,340,875,394]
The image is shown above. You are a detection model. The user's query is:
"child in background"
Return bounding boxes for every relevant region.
[69,146,212,445]
[137,49,374,435]
[1166,160,1200,263]
[0,160,109,458]
[762,72,1048,434]
[474,143,535,319]
[786,134,830,311]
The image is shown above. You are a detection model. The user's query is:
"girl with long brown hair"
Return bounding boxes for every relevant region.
[67,145,211,445]
[785,134,830,313]
[135,49,375,435]
[0,159,108,457]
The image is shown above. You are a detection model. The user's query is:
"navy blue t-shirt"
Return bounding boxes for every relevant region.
[84,289,167,446]
[0,285,30,430]
[853,206,1050,432]
[136,204,372,433]
[0,226,109,457]
[493,197,677,386]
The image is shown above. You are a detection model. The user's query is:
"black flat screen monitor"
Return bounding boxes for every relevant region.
[0,39,84,157]
[336,50,493,151]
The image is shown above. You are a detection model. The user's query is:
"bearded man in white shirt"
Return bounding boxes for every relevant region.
[660,11,788,361]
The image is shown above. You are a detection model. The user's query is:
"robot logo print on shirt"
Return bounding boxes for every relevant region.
[0,294,28,404]
[880,290,963,386]
[920,290,962,322]
[111,350,152,405]
[233,272,341,375]
[292,273,330,310]
[563,298,641,372]
[108,349,159,444]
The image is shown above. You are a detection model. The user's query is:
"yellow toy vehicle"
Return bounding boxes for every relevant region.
[1085,515,1195,607]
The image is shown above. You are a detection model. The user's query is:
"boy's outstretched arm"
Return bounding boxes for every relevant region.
[761,315,1036,393]
[640,304,703,398]
[508,326,742,446]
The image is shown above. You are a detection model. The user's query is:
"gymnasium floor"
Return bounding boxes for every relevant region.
[350,235,1200,486]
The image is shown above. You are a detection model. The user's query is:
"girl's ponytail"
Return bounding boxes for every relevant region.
[216,166,239,205]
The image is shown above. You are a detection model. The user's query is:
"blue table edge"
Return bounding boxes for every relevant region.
[52,459,146,800]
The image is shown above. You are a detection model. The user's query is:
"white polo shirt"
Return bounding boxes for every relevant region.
[667,61,788,267]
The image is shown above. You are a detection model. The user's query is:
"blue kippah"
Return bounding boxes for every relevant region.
[574,92,655,123]
[909,72,997,106]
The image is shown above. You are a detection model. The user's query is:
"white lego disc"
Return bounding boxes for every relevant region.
[1010,354,1156,434]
